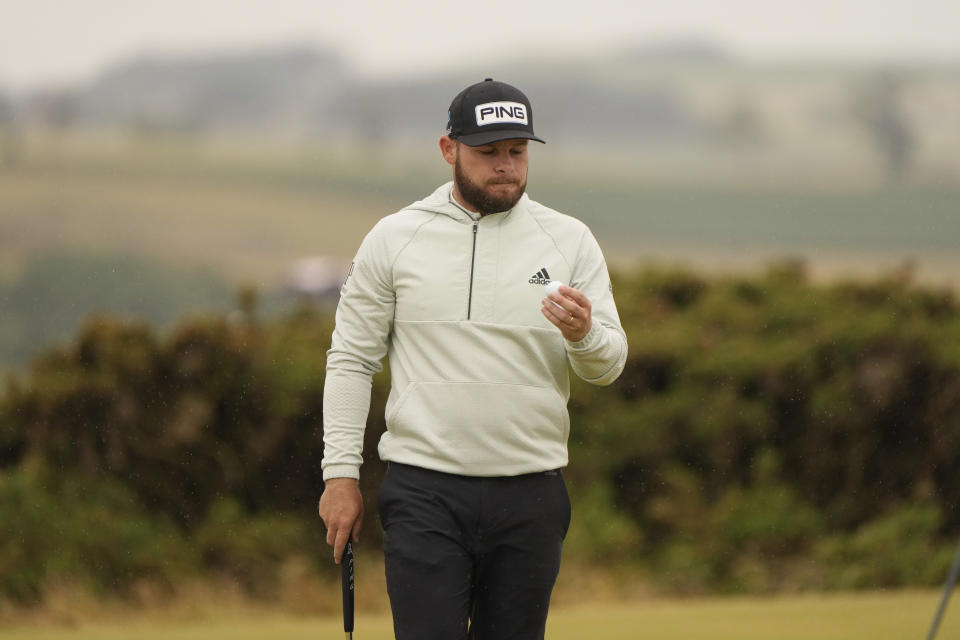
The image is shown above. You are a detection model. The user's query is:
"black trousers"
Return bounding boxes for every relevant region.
[378,462,571,640]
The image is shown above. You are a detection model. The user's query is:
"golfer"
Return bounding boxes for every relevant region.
[318,78,627,639]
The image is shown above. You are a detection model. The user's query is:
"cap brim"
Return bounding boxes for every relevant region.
[457,130,546,146]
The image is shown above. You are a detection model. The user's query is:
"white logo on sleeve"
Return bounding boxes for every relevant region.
[474,101,528,127]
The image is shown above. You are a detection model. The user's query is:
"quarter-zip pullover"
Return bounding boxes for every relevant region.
[321,182,627,480]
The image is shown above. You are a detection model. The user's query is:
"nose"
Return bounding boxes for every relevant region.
[494,152,515,174]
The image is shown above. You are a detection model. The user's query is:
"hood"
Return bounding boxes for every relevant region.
[404,182,528,224]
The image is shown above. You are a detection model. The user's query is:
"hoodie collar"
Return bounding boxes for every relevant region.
[405,182,526,224]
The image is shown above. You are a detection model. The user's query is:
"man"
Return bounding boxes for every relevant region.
[318,78,627,639]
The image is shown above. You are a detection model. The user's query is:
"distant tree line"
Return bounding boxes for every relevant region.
[1,263,958,604]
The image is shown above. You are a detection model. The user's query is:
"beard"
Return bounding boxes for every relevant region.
[454,155,526,216]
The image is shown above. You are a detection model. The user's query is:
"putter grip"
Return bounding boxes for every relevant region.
[341,540,355,634]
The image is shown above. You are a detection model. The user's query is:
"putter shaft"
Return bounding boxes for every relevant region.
[342,541,355,637]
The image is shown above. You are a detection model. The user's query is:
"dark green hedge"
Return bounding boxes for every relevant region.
[1,263,958,601]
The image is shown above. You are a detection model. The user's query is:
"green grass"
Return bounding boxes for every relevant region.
[1,591,956,640]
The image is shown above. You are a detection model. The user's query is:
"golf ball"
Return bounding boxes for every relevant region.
[545,280,564,298]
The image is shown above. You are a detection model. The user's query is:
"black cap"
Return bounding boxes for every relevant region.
[446,78,545,146]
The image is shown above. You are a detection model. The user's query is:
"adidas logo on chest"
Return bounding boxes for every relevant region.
[528,267,551,285]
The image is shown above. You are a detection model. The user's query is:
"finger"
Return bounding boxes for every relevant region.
[541,305,576,338]
[333,528,350,564]
[544,293,566,312]
[558,285,590,308]
[554,305,578,327]
[547,291,582,318]
[351,518,363,543]
[541,301,567,326]
[541,305,564,330]
[544,296,577,320]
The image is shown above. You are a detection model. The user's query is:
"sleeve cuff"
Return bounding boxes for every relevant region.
[565,322,603,352]
[322,464,360,482]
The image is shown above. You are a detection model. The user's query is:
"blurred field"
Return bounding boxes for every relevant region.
[4,131,958,375]
[0,591,956,640]
[2,133,959,288]
[0,138,412,286]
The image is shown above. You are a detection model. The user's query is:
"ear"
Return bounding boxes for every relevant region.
[439,135,458,166]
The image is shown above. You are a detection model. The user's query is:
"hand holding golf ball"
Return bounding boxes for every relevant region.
[541,281,592,342]
[544,280,563,298]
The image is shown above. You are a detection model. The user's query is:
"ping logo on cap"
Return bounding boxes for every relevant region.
[475,101,528,127]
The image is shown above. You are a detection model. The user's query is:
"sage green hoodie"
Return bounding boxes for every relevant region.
[321,182,627,480]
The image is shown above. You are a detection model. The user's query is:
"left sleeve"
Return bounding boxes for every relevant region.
[321,221,396,481]
[565,227,628,386]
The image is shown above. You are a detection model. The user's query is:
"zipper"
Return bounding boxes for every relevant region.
[467,221,478,319]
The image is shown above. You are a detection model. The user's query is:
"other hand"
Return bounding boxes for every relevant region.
[318,477,364,564]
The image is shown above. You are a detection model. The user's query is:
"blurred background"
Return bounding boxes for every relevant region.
[2,0,960,372]
[1,0,960,636]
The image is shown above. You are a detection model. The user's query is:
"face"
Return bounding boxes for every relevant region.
[441,137,529,215]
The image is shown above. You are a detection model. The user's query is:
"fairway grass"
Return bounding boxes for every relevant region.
[1,590,955,640]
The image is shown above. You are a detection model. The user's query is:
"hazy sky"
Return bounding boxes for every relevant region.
[3,0,960,94]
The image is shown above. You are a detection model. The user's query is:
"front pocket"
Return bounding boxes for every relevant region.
[385,382,418,424]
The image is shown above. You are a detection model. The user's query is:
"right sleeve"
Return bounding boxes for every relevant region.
[321,223,396,481]
[564,227,627,386]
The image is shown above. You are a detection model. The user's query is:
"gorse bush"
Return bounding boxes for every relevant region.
[0,467,193,603]
[572,263,960,590]
[4,308,334,529]
[194,497,322,598]
[1,263,959,602]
